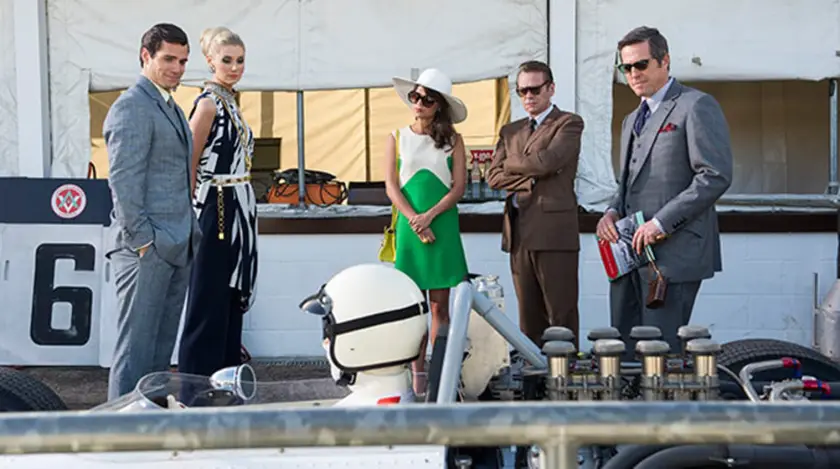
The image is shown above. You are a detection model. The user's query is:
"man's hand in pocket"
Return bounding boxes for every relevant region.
[137,244,151,258]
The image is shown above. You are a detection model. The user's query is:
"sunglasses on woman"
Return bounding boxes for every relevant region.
[408,90,437,107]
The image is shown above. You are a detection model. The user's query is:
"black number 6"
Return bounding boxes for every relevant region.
[30,244,95,346]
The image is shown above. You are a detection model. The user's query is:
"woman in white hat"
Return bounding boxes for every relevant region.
[384,68,469,396]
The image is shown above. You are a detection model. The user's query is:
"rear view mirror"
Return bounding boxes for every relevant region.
[210,364,257,402]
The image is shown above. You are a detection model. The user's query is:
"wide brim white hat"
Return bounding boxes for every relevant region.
[392,68,468,124]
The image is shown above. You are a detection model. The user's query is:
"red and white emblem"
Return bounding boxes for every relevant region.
[51,184,87,219]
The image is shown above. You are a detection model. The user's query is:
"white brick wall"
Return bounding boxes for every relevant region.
[245,232,837,358]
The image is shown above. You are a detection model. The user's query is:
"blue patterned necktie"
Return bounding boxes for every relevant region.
[633,100,650,136]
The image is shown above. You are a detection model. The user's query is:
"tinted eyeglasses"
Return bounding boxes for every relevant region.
[516,81,548,97]
[408,90,437,107]
[616,59,651,74]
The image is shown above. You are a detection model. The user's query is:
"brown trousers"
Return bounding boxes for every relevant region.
[510,237,580,349]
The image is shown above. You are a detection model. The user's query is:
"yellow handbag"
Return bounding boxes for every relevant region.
[378,130,399,263]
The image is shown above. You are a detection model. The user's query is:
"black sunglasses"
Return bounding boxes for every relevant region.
[408,90,437,107]
[515,81,549,97]
[616,59,651,74]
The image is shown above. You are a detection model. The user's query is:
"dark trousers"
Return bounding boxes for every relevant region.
[178,190,244,378]
[609,266,701,359]
[510,230,580,350]
[179,285,244,377]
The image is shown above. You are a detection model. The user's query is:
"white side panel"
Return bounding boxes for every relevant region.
[0,224,102,366]
[570,0,624,212]
[46,57,90,179]
[549,0,577,113]
[45,0,94,178]
[0,0,18,176]
[13,0,51,178]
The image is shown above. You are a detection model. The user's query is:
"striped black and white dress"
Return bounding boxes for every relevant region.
[191,81,258,311]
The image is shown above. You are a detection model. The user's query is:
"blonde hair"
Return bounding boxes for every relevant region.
[200,26,245,58]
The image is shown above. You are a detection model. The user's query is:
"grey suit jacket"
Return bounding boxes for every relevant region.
[104,75,201,267]
[608,80,733,283]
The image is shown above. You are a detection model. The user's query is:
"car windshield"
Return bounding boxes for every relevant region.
[91,368,348,412]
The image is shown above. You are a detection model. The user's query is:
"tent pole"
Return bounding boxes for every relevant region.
[364,88,371,180]
[296,90,306,208]
[829,79,838,195]
[14,0,51,177]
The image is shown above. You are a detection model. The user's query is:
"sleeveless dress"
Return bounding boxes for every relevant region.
[190,82,258,306]
[393,126,468,290]
[178,81,258,377]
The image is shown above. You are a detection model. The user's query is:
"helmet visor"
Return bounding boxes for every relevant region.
[299,284,332,317]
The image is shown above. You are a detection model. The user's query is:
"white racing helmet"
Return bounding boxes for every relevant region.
[299,264,428,385]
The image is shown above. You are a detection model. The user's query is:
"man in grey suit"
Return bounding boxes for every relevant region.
[104,23,201,399]
[596,26,733,353]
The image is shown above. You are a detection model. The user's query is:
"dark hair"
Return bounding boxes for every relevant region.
[139,23,190,67]
[415,85,457,150]
[516,60,554,84]
[617,26,669,64]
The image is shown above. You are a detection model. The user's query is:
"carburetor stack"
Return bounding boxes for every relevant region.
[540,324,722,402]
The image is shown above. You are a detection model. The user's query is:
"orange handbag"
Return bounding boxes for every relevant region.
[265,169,347,206]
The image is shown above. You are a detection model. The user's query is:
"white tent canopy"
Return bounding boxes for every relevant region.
[40,0,565,197]
[60,0,549,92]
[2,0,839,210]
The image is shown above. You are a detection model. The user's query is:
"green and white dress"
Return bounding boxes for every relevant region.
[394,126,468,290]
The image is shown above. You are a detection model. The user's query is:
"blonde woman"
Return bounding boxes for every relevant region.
[178,27,257,377]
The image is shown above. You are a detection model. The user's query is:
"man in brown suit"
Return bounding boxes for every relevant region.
[487,60,585,348]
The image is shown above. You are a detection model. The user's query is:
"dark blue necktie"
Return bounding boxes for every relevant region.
[633,100,650,136]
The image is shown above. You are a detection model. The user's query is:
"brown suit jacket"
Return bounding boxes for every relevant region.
[486,106,584,253]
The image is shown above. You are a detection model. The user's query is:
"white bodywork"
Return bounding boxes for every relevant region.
[0,447,447,468]
[0,367,450,468]
[462,309,511,400]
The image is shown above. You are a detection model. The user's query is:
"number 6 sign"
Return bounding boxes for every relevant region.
[30,243,96,346]
[0,179,113,367]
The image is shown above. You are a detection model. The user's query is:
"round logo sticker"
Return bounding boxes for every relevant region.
[51,184,87,219]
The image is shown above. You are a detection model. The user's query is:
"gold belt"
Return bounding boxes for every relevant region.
[212,174,251,186]
[213,174,251,240]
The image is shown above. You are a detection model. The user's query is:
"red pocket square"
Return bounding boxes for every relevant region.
[659,123,677,133]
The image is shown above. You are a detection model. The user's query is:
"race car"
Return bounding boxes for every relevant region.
[2,263,840,468]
